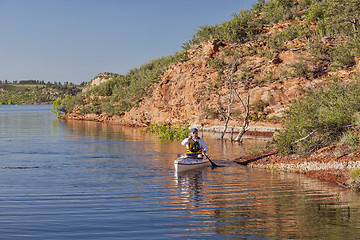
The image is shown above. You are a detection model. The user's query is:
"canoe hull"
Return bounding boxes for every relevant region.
[174,155,209,172]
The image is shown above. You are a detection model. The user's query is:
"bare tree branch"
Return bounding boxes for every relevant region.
[234,95,250,142]
[212,54,250,142]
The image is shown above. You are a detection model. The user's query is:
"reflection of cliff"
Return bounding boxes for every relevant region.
[61,120,148,141]
[173,166,360,239]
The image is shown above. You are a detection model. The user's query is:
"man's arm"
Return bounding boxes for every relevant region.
[181,138,189,146]
[199,138,208,152]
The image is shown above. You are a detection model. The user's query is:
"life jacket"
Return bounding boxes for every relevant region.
[186,137,202,154]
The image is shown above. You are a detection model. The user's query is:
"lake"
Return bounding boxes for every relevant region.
[1,105,360,239]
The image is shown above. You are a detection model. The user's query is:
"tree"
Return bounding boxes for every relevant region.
[214,54,250,142]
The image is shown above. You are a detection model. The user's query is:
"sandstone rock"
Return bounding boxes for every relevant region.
[82,72,120,92]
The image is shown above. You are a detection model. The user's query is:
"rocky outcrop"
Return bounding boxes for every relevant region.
[120,48,219,126]
[82,72,121,92]
[116,38,348,128]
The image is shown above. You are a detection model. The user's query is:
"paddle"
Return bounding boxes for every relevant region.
[203,153,219,168]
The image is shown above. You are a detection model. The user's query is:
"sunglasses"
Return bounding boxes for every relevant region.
[192,132,198,134]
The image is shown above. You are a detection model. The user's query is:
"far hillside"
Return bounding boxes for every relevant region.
[0,80,84,105]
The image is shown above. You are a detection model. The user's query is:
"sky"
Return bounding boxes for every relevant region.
[0,0,257,84]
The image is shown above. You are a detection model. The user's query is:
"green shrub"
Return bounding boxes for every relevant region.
[268,24,314,52]
[78,103,101,114]
[252,100,269,112]
[261,0,297,24]
[308,36,331,61]
[288,58,313,79]
[204,106,219,119]
[349,168,360,182]
[145,122,190,141]
[330,43,357,70]
[207,58,224,69]
[275,80,360,156]
[340,129,360,148]
[306,0,360,38]
[51,97,63,118]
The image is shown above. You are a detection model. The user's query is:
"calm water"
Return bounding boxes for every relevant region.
[1,105,360,239]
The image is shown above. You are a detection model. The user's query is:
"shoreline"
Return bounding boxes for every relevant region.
[236,148,360,191]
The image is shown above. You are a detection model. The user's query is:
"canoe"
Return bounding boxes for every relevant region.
[174,155,210,172]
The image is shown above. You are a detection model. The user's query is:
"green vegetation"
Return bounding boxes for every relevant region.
[145,122,190,141]
[0,81,82,105]
[188,0,360,70]
[51,96,70,117]
[275,79,360,156]
[250,100,269,121]
[189,0,360,46]
[58,54,188,116]
[349,168,360,183]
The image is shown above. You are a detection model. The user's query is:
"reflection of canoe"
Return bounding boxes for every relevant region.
[174,155,210,172]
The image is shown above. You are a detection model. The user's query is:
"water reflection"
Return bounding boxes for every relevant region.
[61,119,268,163]
[175,170,207,208]
[61,120,147,141]
[2,106,360,239]
[172,165,360,239]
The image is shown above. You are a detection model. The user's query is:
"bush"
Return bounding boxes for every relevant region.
[330,42,358,70]
[308,36,331,61]
[349,168,360,182]
[145,122,190,141]
[261,0,297,24]
[204,106,219,119]
[288,58,313,79]
[51,97,64,118]
[252,100,269,112]
[340,129,360,148]
[207,58,224,69]
[306,0,360,38]
[268,24,314,52]
[275,80,360,156]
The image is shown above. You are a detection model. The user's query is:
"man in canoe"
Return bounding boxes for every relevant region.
[181,128,208,158]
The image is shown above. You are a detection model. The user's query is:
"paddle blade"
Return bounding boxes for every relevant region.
[204,154,219,168]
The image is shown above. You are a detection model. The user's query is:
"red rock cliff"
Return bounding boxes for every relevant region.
[65,21,360,130]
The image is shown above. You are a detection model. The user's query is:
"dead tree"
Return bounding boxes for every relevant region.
[214,56,250,142]
[215,90,232,141]
[234,93,250,142]
[215,59,237,141]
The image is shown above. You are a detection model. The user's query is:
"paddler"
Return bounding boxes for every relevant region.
[181,128,208,158]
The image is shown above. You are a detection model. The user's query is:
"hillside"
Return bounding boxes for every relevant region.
[59,0,360,131]
[0,82,82,105]
[61,21,360,129]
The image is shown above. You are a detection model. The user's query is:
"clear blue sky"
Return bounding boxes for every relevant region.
[0,0,257,84]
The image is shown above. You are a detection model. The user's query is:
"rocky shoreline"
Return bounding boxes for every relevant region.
[236,147,360,191]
